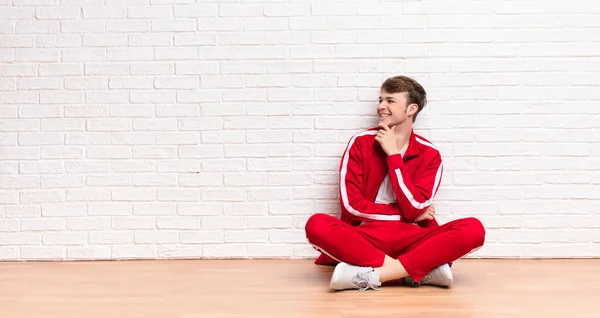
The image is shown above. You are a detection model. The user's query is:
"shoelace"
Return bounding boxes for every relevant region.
[352,271,380,292]
[420,273,432,284]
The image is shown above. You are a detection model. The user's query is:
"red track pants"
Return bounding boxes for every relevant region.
[305,213,486,282]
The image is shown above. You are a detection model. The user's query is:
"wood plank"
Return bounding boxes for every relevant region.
[0,259,598,318]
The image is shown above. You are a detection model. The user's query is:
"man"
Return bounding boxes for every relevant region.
[304,75,485,291]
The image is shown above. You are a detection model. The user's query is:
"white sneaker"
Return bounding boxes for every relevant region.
[404,263,453,288]
[330,262,382,291]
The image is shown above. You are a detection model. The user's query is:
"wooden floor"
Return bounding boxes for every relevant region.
[0,259,598,318]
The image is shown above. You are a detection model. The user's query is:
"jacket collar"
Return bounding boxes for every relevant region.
[402,130,420,161]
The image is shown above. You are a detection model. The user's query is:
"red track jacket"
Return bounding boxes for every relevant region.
[338,127,443,227]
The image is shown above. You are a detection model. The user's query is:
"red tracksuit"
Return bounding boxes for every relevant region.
[305,128,485,282]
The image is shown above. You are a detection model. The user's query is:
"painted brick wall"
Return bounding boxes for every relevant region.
[1,0,599,260]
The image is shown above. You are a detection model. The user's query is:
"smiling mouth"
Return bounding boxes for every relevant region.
[379,114,391,118]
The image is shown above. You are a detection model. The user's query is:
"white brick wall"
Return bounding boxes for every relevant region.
[1,0,599,261]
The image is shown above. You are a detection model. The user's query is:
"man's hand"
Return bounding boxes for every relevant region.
[376,123,399,156]
[414,204,435,222]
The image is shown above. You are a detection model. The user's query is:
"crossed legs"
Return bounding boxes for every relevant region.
[305,213,485,289]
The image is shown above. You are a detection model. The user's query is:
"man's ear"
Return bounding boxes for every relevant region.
[406,103,418,117]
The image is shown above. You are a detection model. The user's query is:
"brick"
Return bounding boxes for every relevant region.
[110,105,154,118]
[110,132,153,145]
[202,216,245,230]
[68,247,111,260]
[224,173,268,186]
[88,203,132,216]
[197,19,242,31]
[224,145,268,157]
[128,6,172,19]
[174,34,217,46]
[177,91,222,103]
[87,119,131,132]
[156,160,201,173]
[83,35,127,47]
[135,230,178,244]
[111,160,155,172]
[0,147,39,160]
[106,21,149,33]
[133,146,176,159]
[16,21,59,34]
[20,161,64,174]
[0,219,19,232]
[247,216,293,229]
[201,131,245,144]
[158,246,202,258]
[228,203,268,216]
[108,48,153,61]
[61,21,104,33]
[0,134,17,146]
[174,4,217,17]
[35,6,80,19]
[66,218,111,231]
[201,189,245,202]
[130,91,175,104]
[156,105,199,117]
[158,189,201,202]
[0,35,35,48]
[247,158,292,172]
[112,217,156,230]
[0,119,39,132]
[180,231,223,244]
[65,133,109,145]
[133,119,177,131]
[201,75,243,89]
[246,131,292,143]
[40,91,83,104]
[42,203,86,217]
[83,6,125,18]
[244,18,287,31]
[201,159,246,172]
[176,203,222,216]
[269,144,311,157]
[43,232,86,245]
[176,62,218,75]
[179,146,223,159]
[87,175,131,186]
[157,217,201,230]
[248,188,292,201]
[2,205,40,218]
[85,63,128,75]
[112,246,157,259]
[269,230,306,243]
[151,19,195,32]
[179,173,223,187]
[134,203,176,215]
[89,231,133,244]
[225,230,267,243]
[21,247,64,259]
[129,34,171,46]
[0,247,19,260]
[41,175,85,188]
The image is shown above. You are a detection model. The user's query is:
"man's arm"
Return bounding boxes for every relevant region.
[385,151,443,222]
[339,132,402,223]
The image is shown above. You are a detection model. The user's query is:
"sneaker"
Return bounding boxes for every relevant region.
[404,263,453,288]
[329,262,382,291]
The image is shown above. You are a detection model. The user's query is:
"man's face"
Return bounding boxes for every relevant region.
[377,90,414,128]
